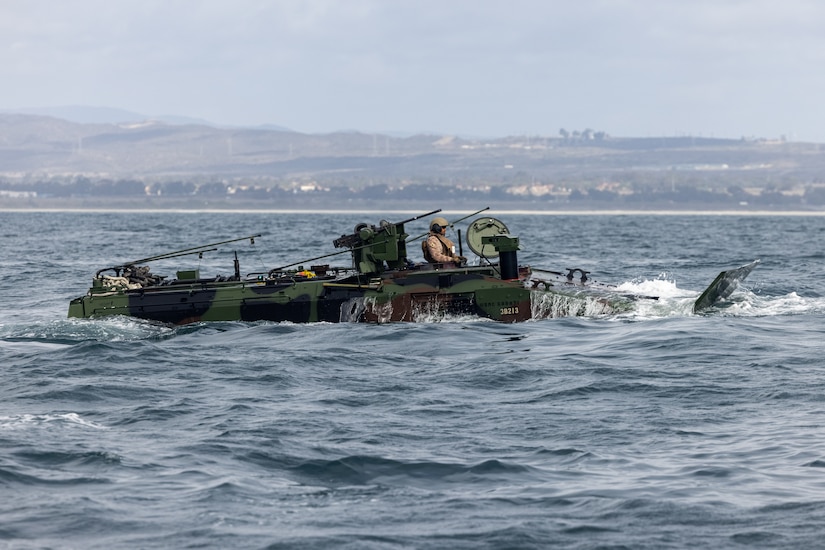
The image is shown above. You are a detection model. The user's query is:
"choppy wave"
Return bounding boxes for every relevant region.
[4,212,825,548]
[0,316,175,344]
[0,412,107,431]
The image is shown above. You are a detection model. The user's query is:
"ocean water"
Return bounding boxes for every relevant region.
[2,209,825,549]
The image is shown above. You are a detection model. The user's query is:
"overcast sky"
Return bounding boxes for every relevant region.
[2,1,824,141]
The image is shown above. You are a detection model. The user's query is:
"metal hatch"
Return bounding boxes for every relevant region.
[466,217,510,258]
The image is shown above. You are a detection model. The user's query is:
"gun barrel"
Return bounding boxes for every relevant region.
[395,208,442,226]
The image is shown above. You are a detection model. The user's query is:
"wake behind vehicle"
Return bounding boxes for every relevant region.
[67,209,759,324]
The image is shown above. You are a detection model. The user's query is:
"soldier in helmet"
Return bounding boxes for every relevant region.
[423,216,467,265]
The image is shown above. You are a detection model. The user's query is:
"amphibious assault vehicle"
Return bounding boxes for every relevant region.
[67,209,759,324]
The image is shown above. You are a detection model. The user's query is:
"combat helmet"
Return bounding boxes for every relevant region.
[430,216,449,232]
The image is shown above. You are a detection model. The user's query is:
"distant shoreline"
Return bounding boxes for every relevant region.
[4,206,825,216]
[3,193,825,216]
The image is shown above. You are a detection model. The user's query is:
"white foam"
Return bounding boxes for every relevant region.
[0,412,107,430]
[617,277,694,300]
[745,292,825,316]
[615,276,825,319]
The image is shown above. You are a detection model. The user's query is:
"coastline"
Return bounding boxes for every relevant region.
[3,193,825,216]
[3,206,825,216]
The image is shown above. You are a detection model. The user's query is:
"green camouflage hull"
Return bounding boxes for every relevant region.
[68,265,633,324]
[67,212,756,325]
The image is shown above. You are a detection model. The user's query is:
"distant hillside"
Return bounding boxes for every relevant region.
[1,105,149,124]
[0,114,825,178]
[2,113,825,205]
[1,105,242,128]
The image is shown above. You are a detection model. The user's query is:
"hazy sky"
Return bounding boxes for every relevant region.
[2,0,824,141]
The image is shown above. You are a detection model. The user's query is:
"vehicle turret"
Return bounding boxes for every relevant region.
[333,220,409,274]
[333,209,445,274]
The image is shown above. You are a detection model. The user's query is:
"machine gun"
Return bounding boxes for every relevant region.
[333,209,442,274]
[267,210,443,277]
